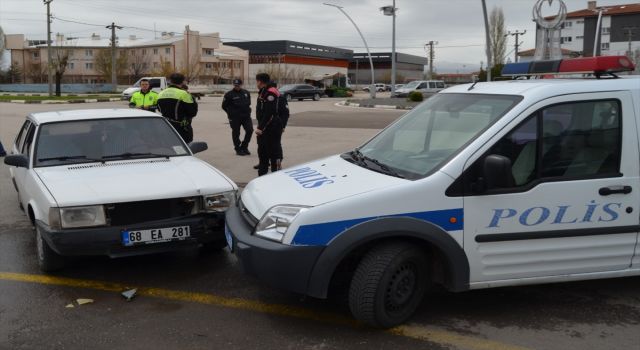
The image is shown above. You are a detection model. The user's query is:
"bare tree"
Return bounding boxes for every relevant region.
[25,62,46,83]
[151,56,174,78]
[95,49,128,83]
[180,53,203,83]
[50,49,71,96]
[489,6,507,65]
[128,50,151,82]
[212,61,232,84]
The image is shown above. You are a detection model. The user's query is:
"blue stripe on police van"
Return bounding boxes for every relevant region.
[291,208,463,246]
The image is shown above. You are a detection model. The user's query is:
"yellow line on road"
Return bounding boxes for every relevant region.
[0,272,530,350]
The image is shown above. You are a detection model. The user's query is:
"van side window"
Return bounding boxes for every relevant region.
[429,82,436,89]
[436,82,445,89]
[447,100,622,196]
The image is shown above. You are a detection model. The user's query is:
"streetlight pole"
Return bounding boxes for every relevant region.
[324,3,376,99]
[381,2,397,94]
[481,0,492,81]
[44,0,53,97]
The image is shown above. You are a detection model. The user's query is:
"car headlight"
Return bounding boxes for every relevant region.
[255,205,309,242]
[203,191,236,212]
[59,205,106,229]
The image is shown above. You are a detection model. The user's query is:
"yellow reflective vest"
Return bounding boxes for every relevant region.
[129,90,159,109]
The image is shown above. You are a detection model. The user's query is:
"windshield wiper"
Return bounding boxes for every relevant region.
[101,152,171,160]
[38,155,104,163]
[350,149,405,179]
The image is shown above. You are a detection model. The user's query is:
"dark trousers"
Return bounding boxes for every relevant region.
[229,116,253,150]
[257,128,283,176]
[171,122,193,144]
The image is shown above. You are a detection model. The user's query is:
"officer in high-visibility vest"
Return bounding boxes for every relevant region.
[129,78,159,111]
[157,73,198,143]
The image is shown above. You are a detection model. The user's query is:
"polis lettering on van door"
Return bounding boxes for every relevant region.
[285,167,335,189]
[487,201,622,228]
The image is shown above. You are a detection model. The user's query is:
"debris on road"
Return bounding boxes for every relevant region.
[76,298,94,305]
[121,289,137,301]
[65,304,74,308]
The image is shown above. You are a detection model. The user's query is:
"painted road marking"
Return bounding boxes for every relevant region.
[0,272,530,350]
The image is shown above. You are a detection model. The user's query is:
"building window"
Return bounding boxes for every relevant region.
[142,49,147,55]
[67,62,74,70]
[153,48,158,55]
[561,37,572,44]
[576,36,584,40]
[203,48,214,56]
[153,62,159,68]
[85,62,94,69]
[85,49,93,57]
[32,51,40,59]
[602,27,611,35]
[577,20,584,24]
[165,47,171,54]
[562,21,572,28]
[601,42,610,51]
[205,63,213,69]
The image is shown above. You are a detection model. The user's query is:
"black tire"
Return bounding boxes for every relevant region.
[349,242,428,328]
[298,98,304,101]
[313,93,320,101]
[285,94,292,102]
[35,225,65,272]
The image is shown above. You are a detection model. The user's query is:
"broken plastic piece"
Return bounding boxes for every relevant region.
[121,289,137,301]
[65,304,74,308]
[76,298,94,305]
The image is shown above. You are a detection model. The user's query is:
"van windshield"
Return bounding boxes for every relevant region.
[403,81,421,89]
[346,93,522,179]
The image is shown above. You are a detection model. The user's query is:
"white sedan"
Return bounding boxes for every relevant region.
[4,109,237,271]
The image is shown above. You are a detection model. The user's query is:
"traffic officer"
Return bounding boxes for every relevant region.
[157,73,198,143]
[255,73,284,176]
[129,78,159,111]
[222,79,253,156]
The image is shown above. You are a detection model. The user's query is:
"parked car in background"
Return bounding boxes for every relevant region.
[392,80,446,98]
[122,77,208,101]
[279,84,324,102]
[363,84,386,92]
[4,109,237,271]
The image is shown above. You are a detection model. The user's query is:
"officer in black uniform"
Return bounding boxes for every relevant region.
[222,79,253,156]
[255,73,284,176]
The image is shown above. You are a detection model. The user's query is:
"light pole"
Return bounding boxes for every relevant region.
[481,0,492,81]
[591,6,609,57]
[380,2,397,94]
[324,3,376,99]
[44,0,53,96]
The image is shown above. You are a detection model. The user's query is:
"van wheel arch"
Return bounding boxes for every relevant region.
[306,218,470,299]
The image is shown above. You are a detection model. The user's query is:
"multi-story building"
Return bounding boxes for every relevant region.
[348,52,428,85]
[225,40,352,85]
[5,26,249,85]
[548,1,640,60]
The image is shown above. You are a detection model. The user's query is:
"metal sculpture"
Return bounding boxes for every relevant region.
[532,0,567,60]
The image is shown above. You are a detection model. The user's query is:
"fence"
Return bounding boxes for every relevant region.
[0,84,116,94]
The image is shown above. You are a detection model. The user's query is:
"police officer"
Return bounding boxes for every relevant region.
[157,73,198,143]
[129,78,159,111]
[255,73,284,176]
[222,79,253,156]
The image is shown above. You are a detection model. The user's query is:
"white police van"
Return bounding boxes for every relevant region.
[225,56,640,327]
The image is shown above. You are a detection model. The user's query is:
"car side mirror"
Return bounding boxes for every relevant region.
[189,142,208,154]
[482,154,514,190]
[4,154,29,168]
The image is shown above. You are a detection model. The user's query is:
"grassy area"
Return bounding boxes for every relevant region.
[0,94,121,101]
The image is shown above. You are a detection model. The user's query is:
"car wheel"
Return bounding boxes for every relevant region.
[286,94,292,102]
[313,93,320,101]
[35,225,65,272]
[349,242,428,328]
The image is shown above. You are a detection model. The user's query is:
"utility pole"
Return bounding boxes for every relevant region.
[481,0,492,81]
[106,22,122,93]
[44,0,53,97]
[623,26,637,58]
[425,41,437,79]
[506,30,526,63]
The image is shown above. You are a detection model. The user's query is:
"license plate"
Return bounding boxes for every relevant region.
[122,226,191,246]
[224,224,233,252]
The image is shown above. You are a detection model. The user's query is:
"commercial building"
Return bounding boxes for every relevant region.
[546,1,640,62]
[348,52,427,85]
[5,26,249,85]
[225,40,352,85]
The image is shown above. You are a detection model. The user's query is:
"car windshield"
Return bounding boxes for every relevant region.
[349,93,522,179]
[403,81,421,89]
[34,117,189,167]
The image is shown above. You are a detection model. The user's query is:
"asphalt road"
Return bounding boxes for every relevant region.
[0,98,639,350]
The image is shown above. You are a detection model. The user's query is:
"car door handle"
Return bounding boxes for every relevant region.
[599,186,632,196]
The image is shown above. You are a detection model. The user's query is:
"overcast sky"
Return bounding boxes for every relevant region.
[0,0,631,72]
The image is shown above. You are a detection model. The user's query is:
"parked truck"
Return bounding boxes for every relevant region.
[122,77,209,101]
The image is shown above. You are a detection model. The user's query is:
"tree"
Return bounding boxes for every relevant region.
[151,56,173,79]
[211,61,232,84]
[2,63,22,83]
[95,49,128,83]
[127,50,150,82]
[50,49,70,96]
[25,62,46,83]
[180,53,203,83]
[489,6,507,65]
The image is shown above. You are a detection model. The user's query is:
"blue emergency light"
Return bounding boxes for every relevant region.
[501,56,636,77]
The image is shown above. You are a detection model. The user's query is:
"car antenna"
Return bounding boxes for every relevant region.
[467,81,479,91]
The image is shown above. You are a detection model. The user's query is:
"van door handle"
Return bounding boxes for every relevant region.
[599,186,632,196]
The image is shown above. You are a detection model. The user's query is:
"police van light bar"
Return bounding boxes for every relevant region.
[501,56,636,77]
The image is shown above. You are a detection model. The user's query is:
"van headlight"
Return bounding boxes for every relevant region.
[203,191,236,212]
[59,205,106,229]
[255,205,309,242]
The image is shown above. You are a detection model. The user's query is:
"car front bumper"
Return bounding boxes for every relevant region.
[38,213,225,258]
[225,204,324,295]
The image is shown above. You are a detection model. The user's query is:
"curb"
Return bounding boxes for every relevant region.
[0,97,122,104]
[339,100,414,110]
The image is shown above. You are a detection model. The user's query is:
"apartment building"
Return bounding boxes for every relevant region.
[5,26,249,85]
